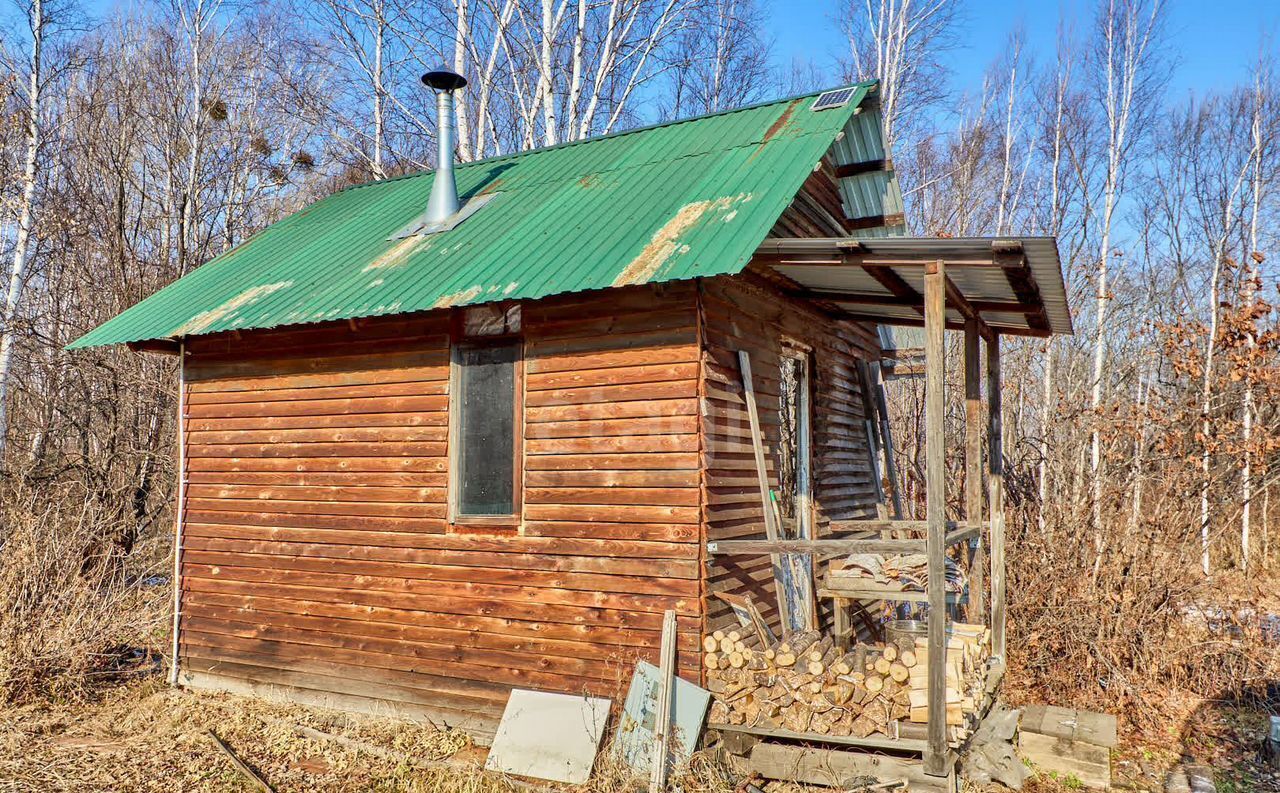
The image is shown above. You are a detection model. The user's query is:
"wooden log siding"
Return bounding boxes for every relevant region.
[699,275,883,635]
[177,285,703,732]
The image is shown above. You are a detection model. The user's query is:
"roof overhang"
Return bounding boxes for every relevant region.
[752,236,1073,338]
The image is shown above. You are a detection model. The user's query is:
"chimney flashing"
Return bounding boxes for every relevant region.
[386,190,500,241]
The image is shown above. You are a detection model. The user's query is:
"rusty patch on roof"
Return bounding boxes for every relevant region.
[762,99,802,143]
[363,235,435,272]
[577,174,599,189]
[612,194,750,287]
[432,285,484,308]
[172,281,292,336]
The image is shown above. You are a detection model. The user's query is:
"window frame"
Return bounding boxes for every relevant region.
[446,320,524,529]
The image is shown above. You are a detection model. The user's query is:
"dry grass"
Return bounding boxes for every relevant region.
[0,479,169,705]
[0,677,740,793]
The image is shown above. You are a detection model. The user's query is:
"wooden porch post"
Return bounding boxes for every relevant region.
[988,333,1006,660]
[923,261,948,777]
[964,320,985,622]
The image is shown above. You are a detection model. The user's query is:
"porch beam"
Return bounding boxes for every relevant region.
[923,259,948,777]
[833,158,891,178]
[992,241,1052,333]
[988,332,1007,660]
[944,276,995,343]
[964,319,986,623]
[834,312,1051,338]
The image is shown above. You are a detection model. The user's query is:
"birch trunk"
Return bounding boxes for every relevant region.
[1240,68,1265,571]
[452,0,471,161]
[0,0,45,460]
[539,0,557,145]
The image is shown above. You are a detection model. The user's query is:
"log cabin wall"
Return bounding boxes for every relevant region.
[176,283,702,736]
[698,273,884,635]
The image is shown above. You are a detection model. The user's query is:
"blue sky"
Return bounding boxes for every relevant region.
[770,0,1278,103]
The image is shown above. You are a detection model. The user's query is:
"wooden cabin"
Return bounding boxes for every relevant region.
[73,81,1072,783]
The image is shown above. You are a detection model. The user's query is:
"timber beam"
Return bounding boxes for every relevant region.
[992,241,1052,333]
[943,276,996,343]
[127,338,181,355]
[833,158,892,178]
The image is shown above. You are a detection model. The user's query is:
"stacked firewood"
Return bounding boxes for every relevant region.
[704,623,992,744]
[904,622,991,738]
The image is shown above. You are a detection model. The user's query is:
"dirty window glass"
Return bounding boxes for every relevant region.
[455,340,519,516]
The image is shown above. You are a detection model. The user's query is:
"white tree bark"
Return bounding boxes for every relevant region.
[1090,0,1165,578]
[0,0,46,460]
[1240,64,1266,571]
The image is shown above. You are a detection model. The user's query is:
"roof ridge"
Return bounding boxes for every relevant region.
[345,81,879,192]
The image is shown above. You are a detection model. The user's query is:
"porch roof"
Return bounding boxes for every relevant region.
[752,236,1073,338]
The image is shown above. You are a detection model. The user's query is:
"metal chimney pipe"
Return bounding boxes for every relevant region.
[422,69,468,223]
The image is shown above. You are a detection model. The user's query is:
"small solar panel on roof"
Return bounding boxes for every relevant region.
[812,88,856,111]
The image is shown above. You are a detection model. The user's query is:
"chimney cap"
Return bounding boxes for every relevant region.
[422,70,467,92]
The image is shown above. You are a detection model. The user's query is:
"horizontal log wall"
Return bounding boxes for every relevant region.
[178,284,702,733]
[699,274,882,635]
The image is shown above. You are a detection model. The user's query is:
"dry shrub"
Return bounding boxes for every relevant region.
[0,477,168,704]
[1003,470,1280,733]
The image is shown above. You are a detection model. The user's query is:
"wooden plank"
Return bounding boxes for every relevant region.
[184,537,689,572]
[188,426,448,444]
[525,452,700,471]
[524,380,696,407]
[526,362,699,391]
[181,563,698,614]
[526,399,697,423]
[186,589,691,649]
[964,319,986,624]
[186,379,445,405]
[988,334,1006,659]
[525,434,698,455]
[749,742,952,792]
[649,610,677,793]
[1018,732,1111,790]
[183,522,694,558]
[737,350,793,631]
[187,413,449,432]
[525,415,699,439]
[712,723,925,753]
[924,259,948,777]
[187,395,447,419]
[708,537,925,555]
[181,549,700,596]
[186,456,446,473]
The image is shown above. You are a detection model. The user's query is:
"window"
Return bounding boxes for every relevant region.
[449,310,522,524]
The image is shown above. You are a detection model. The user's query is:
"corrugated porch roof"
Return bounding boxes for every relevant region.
[753,236,1073,337]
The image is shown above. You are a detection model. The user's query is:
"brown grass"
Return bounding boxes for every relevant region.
[0,677,742,793]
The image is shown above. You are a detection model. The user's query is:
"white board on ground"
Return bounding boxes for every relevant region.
[484,689,612,784]
[614,661,711,774]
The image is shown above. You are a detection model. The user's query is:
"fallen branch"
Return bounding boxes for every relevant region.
[206,730,274,793]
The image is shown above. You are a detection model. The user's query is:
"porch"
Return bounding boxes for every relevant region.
[703,236,1072,782]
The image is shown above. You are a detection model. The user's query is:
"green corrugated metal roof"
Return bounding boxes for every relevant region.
[70,83,875,349]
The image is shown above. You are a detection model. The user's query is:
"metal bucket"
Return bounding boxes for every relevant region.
[884,619,929,645]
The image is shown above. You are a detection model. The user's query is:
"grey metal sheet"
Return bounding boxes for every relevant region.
[764,236,1073,336]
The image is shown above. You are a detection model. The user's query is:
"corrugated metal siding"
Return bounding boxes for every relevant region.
[70,84,874,349]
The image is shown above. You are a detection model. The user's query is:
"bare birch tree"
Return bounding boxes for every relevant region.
[839,0,959,151]
[0,0,70,459]
[1088,0,1166,576]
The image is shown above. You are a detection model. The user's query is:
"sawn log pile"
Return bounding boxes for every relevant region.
[705,623,991,746]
